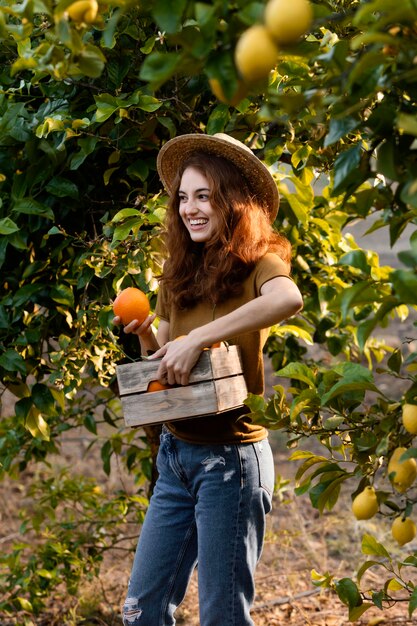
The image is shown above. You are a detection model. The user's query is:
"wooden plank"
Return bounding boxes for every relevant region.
[116,345,243,395]
[121,374,248,427]
[122,381,220,427]
[209,345,243,378]
[215,375,248,412]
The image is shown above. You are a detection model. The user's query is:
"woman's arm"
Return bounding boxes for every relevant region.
[151,276,303,386]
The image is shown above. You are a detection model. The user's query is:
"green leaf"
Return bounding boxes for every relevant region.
[50,283,74,307]
[332,144,362,196]
[324,117,358,147]
[361,534,391,559]
[84,414,97,435]
[0,217,20,234]
[0,349,26,374]
[275,362,316,388]
[126,159,149,182]
[16,597,33,611]
[74,45,106,78]
[32,383,56,415]
[111,208,141,223]
[349,604,373,621]
[153,0,187,33]
[12,198,54,220]
[26,407,50,441]
[206,104,231,135]
[46,177,79,199]
[409,586,417,617]
[339,281,378,322]
[321,363,378,406]
[339,250,370,274]
[400,179,417,209]
[335,578,361,609]
[356,560,381,584]
[139,52,181,85]
[391,269,417,305]
[137,95,162,112]
[397,113,417,137]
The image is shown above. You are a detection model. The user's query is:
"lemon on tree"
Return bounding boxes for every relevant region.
[387,446,417,493]
[66,0,98,23]
[351,486,379,520]
[264,0,313,46]
[391,516,417,546]
[208,78,248,108]
[234,25,279,83]
[402,403,417,435]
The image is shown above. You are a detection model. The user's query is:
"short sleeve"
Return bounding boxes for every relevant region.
[254,253,293,296]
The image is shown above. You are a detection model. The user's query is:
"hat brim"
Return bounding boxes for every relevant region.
[156,134,279,221]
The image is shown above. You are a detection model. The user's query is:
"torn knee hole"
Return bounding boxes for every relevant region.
[123,597,143,624]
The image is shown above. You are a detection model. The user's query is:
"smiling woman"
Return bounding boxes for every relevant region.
[117,132,303,626]
[178,167,218,243]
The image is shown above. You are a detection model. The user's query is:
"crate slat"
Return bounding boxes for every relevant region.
[116,345,242,395]
[121,375,247,427]
[116,345,248,428]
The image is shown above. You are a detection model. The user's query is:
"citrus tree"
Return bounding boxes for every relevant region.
[1,0,417,621]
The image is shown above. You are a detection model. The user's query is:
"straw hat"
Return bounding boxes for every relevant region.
[156,133,279,221]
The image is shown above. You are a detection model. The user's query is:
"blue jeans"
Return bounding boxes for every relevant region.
[122,429,274,626]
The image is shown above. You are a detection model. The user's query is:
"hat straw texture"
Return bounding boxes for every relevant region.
[156,133,279,221]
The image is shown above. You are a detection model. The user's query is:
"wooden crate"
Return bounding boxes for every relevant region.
[116,344,248,427]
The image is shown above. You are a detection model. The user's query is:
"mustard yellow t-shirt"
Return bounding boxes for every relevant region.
[155,252,291,444]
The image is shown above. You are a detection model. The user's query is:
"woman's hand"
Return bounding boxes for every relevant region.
[113,313,160,355]
[112,313,157,337]
[150,335,203,386]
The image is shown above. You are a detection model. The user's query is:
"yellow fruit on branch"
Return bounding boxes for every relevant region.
[264,0,313,46]
[66,0,98,23]
[209,78,248,107]
[113,287,150,326]
[402,403,417,435]
[391,516,417,546]
[351,486,379,520]
[234,24,279,83]
[387,447,417,493]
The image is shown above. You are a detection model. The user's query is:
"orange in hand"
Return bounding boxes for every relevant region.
[113,287,150,326]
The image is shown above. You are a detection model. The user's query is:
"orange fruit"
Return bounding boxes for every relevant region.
[113,287,150,326]
[147,380,171,393]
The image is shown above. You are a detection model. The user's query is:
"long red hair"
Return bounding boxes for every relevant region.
[160,152,291,309]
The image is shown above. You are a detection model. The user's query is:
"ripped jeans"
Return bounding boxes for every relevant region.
[122,428,274,626]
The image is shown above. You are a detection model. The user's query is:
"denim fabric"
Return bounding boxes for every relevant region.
[122,429,274,626]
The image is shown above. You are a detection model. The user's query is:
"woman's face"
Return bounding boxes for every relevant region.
[178,166,219,243]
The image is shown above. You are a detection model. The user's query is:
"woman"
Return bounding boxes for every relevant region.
[117,133,303,626]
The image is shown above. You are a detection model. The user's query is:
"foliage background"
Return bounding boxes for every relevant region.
[1,0,417,622]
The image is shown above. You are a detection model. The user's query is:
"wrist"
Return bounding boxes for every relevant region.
[188,329,207,351]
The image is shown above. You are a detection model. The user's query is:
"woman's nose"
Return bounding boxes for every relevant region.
[184,201,198,214]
